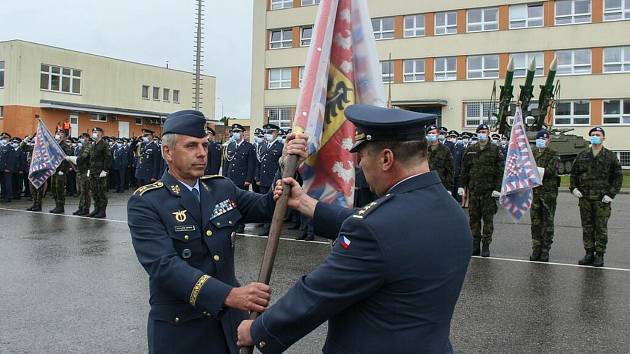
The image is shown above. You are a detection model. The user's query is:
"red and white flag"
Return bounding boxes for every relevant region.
[293,0,385,208]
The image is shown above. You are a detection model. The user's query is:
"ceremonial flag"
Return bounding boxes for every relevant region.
[293,0,385,208]
[28,120,67,189]
[499,107,542,220]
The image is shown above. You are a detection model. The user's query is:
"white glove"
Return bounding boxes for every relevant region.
[491,191,501,198]
[87,170,90,177]
[65,156,78,164]
[99,171,107,178]
[457,188,465,196]
[447,191,452,196]
[572,189,583,199]
[58,171,64,176]
[602,195,613,204]
[537,167,545,178]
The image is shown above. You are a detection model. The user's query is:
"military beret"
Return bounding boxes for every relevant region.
[93,127,104,133]
[425,124,439,133]
[589,126,605,136]
[536,130,550,139]
[231,123,246,132]
[162,110,207,138]
[206,127,216,136]
[263,123,281,131]
[476,124,490,133]
[345,104,436,153]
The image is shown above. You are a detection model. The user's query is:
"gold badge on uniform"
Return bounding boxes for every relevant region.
[171,185,181,194]
[173,210,188,223]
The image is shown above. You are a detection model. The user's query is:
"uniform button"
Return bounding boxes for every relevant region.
[228,221,233,225]
[213,255,220,262]
[184,235,189,241]
[259,341,267,348]
[174,317,180,323]
[206,230,213,237]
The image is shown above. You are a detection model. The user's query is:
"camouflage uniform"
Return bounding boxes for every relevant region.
[83,139,112,215]
[530,148,560,260]
[570,147,623,256]
[75,143,92,213]
[460,142,504,248]
[428,143,454,191]
[50,141,73,212]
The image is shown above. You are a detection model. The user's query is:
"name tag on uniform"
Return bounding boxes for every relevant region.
[212,199,237,219]
[174,225,196,232]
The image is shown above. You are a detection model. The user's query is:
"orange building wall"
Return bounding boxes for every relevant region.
[591,99,603,125]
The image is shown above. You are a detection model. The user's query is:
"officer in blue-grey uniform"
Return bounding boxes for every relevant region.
[255,123,284,236]
[223,124,256,190]
[135,129,161,187]
[204,127,222,176]
[0,133,17,202]
[128,109,309,354]
[237,104,472,354]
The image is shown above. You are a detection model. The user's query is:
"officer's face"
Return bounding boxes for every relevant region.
[163,135,209,180]
[357,145,390,197]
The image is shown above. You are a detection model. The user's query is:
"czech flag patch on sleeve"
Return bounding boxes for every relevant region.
[340,235,351,250]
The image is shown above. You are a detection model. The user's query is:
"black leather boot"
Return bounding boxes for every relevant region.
[592,252,604,267]
[481,242,490,258]
[578,250,595,265]
[539,249,549,262]
[472,239,481,256]
[530,247,541,261]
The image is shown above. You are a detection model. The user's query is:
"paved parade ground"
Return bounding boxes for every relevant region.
[1,192,629,353]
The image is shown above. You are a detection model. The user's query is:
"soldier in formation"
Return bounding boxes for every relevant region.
[0,133,17,202]
[49,130,73,214]
[426,124,454,195]
[255,123,284,236]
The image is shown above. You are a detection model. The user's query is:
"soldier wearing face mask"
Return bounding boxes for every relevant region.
[135,129,161,187]
[256,123,284,236]
[570,127,623,267]
[48,130,73,213]
[426,124,454,195]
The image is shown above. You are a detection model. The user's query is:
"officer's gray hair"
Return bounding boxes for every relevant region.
[161,133,178,160]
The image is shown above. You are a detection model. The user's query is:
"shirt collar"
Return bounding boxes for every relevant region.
[178,178,200,194]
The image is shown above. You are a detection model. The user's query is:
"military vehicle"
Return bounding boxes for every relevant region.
[489,57,588,174]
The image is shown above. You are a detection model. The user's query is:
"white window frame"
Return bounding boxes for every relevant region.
[90,113,108,122]
[616,151,630,168]
[403,14,425,38]
[464,101,494,127]
[271,0,292,10]
[40,64,81,94]
[300,26,313,47]
[554,100,591,126]
[142,85,150,100]
[173,90,180,104]
[603,98,630,125]
[435,11,458,35]
[301,0,320,6]
[511,52,545,77]
[298,66,305,88]
[555,0,592,25]
[0,61,4,88]
[603,46,630,73]
[269,68,292,89]
[403,59,425,82]
[435,57,457,81]
[269,28,293,49]
[556,49,592,75]
[604,0,630,21]
[467,55,499,79]
[509,3,544,29]
[372,17,395,40]
[153,87,160,100]
[467,7,499,32]
[265,107,295,130]
[381,61,394,83]
[163,88,170,102]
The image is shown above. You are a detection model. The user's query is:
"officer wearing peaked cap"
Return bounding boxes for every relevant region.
[204,126,222,176]
[128,109,309,354]
[223,124,256,191]
[238,104,472,354]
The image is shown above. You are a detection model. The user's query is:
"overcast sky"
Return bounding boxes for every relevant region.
[0,0,253,119]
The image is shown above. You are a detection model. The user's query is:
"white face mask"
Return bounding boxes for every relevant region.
[232,132,241,141]
[92,133,98,139]
[142,137,149,143]
[264,134,273,142]
[55,135,61,141]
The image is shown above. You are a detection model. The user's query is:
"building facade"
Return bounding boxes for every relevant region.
[251,0,630,167]
[0,40,215,138]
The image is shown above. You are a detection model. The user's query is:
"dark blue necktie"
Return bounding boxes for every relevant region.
[191,188,200,203]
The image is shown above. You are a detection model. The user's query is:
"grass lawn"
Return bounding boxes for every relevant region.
[559,172,630,188]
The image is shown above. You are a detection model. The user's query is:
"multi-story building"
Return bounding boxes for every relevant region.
[0,40,215,138]
[251,0,630,167]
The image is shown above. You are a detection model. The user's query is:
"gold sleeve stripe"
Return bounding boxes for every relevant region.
[190,275,211,307]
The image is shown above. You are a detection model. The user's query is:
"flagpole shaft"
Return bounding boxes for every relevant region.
[239,154,299,354]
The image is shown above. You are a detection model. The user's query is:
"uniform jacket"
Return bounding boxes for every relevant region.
[205,141,223,176]
[135,141,161,181]
[54,141,73,174]
[112,145,129,171]
[459,143,504,193]
[224,140,256,187]
[428,143,454,191]
[251,172,472,354]
[570,147,623,200]
[128,171,278,354]
[256,139,283,188]
[452,143,465,177]
[533,148,560,196]
[0,144,17,173]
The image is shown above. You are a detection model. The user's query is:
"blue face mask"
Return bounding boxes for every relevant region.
[590,135,602,145]
[426,134,438,143]
[232,132,241,141]
[536,138,546,149]
[438,135,446,142]
[254,137,262,144]
[478,133,488,142]
[264,134,273,142]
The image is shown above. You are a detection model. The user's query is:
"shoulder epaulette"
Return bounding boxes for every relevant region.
[133,181,165,196]
[352,193,395,219]
[200,175,226,181]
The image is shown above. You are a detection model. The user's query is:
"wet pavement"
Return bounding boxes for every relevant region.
[0,192,629,353]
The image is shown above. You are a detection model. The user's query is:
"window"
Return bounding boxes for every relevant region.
[555,0,591,25]
[270,28,293,49]
[435,57,457,81]
[271,0,292,10]
[135,117,143,125]
[0,61,4,88]
[554,100,590,125]
[467,7,498,32]
[163,88,170,102]
[511,52,544,77]
[603,46,630,72]
[467,55,499,79]
[0,106,3,118]
[435,11,458,35]
[299,66,305,87]
[265,107,295,130]
[509,3,544,28]
[403,59,425,82]
[604,0,630,21]
[372,17,395,40]
[381,61,394,83]
[617,151,630,167]
[269,68,292,89]
[404,14,425,37]
[301,0,320,5]
[90,113,107,122]
[142,85,149,99]
[301,26,313,47]
[40,64,81,94]
[556,49,591,75]
[465,101,494,127]
[603,99,630,124]
[153,87,160,100]
[173,90,180,104]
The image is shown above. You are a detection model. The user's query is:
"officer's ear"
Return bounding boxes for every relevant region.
[162,145,173,163]
[381,149,395,171]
